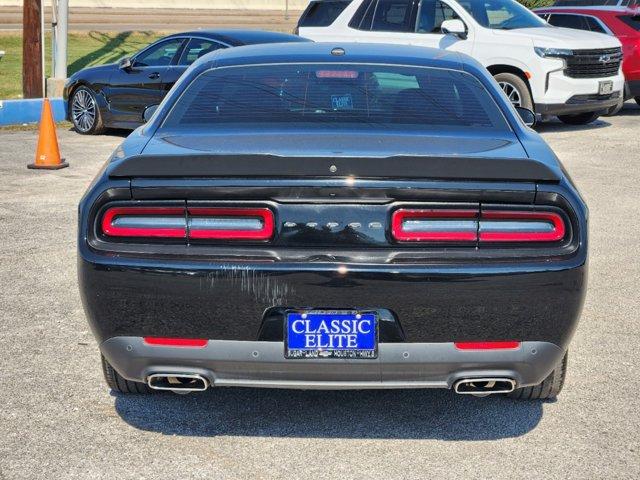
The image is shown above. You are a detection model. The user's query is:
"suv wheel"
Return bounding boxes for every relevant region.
[558,112,600,125]
[101,355,153,394]
[493,72,534,111]
[508,352,568,400]
[70,86,105,135]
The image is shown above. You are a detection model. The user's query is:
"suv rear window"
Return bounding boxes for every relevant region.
[620,14,640,30]
[298,0,352,27]
[162,64,510,132]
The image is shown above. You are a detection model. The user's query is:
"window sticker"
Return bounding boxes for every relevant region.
[331,94,354,110]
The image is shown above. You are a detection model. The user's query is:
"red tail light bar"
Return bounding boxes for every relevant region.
[391,208,566,244]
[101,206,274,241]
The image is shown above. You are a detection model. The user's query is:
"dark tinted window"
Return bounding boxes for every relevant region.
[163,64,510,132]
[371,0,416,32]
[584,16,607,33]
[299,0,352,26]
[417,0,460,33]
[548,13,589,30]
[178,38,225,66]
[134,38,185,67]
[620,14,640,31]
[349,0,375,29]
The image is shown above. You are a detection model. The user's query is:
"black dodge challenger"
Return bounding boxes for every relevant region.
[78,42,587,400]
[63,30,308,134]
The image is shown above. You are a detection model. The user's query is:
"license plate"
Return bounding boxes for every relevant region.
[599,81,613,95]
[285,311,377,359]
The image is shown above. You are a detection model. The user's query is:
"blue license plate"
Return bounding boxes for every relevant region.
[285,311,377,359]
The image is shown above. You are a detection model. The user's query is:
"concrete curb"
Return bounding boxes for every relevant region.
[0,98,67,126]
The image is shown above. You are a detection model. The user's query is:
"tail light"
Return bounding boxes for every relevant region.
[100,206,274,241]
[478,210,565,243]
[101,206,186,238]
[391,209,478,242]
[188,207,274,240]
[391,207,567,244]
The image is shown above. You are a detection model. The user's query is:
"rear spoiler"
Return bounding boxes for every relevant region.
[109,154,560,182]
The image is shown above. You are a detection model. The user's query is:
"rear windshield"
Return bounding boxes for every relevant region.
[162,64,510,132]
[299,0,352,27]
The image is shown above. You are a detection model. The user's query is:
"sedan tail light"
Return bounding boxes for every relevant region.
[101,207,186,238]
[391,209,479,242]
[391,207,567,244]
[188,207,274,240]
[479,210,565,243]
[100,206,274,241]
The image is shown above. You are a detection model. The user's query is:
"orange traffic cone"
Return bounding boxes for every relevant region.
[28,99,68,170]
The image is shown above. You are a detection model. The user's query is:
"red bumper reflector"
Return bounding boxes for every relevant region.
[143,337,209,348]
[455,341,521,350]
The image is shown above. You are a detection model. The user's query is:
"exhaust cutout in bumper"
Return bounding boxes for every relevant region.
[454,378,516,395]
[147,373,209,393]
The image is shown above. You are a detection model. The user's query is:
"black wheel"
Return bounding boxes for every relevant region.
[101,355,153,394]
[558,112,600,125]
[493,72,534,111]
[508,352,568,400]
[70,86,105,135]
[635,96,640,106]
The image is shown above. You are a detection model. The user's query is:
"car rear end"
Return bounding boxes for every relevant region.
[79,46,588,395]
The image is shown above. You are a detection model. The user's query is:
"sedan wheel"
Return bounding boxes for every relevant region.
[71,87,104,135]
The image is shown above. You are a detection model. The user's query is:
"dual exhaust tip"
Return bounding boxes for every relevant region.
[454,378,516,396]
[147,373,209,393]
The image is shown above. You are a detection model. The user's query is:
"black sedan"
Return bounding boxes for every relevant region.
[78,43,587,400]
[63,30,308,134]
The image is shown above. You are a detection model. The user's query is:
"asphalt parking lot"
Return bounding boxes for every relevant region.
[1,106,639,479]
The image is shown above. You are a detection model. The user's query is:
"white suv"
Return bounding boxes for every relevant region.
[297,0,625,124]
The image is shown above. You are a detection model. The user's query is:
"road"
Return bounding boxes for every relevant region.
[0,7,300,32]
[0,106,639,479]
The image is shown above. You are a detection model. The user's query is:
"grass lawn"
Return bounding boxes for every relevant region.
[0,31,163,99]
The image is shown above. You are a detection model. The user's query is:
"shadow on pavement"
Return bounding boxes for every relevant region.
[535,117,611,133]
[114,387,544,440]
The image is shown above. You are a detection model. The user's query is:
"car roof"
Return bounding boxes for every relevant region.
[164,29,310,47]
[196,42,466,71]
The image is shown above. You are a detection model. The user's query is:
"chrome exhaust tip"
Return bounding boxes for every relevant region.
[454,378,516,396]
[147,373,209,393]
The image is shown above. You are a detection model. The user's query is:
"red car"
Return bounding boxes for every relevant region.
[536,6,640,106]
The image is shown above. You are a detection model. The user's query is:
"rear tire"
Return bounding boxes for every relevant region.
[101,355,153,394]
[493,72,534,111]
[508,352,568,400]
[558,112,600,125]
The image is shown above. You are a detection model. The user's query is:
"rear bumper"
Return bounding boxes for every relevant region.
[101,336,565,389]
